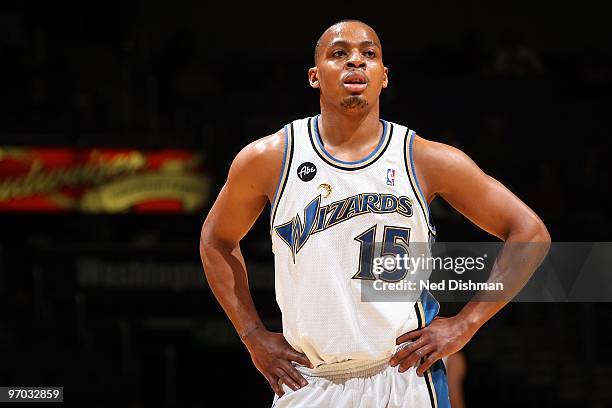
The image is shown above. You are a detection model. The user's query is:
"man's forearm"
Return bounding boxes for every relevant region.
[199,239,265,341]
[456,223,551,333]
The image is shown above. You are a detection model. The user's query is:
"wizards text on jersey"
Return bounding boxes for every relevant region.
[274,192,413,259]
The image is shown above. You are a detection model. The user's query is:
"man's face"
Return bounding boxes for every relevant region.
[309,22,388,111]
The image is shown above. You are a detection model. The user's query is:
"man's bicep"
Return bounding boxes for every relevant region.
[435,147,537,240]
[202,148,270,247]
[204,181,267,246]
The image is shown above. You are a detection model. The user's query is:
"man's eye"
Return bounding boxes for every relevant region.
[332,50,346,57]
[364,50,376,58]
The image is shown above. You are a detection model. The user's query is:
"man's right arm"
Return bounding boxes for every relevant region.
[199,130,312,396]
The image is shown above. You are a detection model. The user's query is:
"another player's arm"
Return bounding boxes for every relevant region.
[199,130,312,396]
[391,136,551,375]
[446,352,467,408]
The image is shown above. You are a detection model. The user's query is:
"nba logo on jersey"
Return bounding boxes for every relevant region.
[387,168,395,186]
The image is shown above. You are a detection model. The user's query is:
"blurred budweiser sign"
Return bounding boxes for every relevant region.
[0,147,210,213]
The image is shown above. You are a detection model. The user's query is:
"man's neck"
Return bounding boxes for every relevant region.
[318,104,382,157]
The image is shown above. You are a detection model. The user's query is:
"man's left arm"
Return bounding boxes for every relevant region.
[390,136,551,375]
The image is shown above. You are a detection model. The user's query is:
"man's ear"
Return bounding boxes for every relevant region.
[308,67,320,89]
[382,66,389,89]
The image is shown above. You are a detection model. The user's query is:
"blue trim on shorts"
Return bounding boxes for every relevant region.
[431,360,451,408]
[420,289,440,326]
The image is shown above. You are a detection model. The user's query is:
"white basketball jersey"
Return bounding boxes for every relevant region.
[270,115,438,367]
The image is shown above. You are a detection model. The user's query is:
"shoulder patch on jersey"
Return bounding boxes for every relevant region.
[297,162,317,181]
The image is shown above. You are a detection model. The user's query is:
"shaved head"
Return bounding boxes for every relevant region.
[314,19,382,64]
[308,18,388,113]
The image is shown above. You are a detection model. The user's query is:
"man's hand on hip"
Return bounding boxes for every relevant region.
[243,328,314,397]
[390,316,475,376]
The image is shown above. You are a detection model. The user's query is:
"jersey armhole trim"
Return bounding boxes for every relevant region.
[405,129,436,237]
[270,123,294,230]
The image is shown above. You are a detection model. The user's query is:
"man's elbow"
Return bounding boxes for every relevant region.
[199,226,222,285]
[199,224,215,264]
[530,219,551,244]
[524,219,551,268]
[523,218,551,258]
[509,215,551,246]
[199,224,235,265]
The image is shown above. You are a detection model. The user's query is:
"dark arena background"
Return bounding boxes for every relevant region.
[1,2,611,407]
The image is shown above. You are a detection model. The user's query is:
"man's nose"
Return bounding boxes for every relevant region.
[346,50,366,69]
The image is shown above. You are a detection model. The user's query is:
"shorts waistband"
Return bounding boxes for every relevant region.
[295,358,390,380]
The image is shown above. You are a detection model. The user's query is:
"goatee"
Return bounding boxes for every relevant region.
[341,96,368,109]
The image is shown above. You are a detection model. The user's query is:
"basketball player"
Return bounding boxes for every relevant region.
[200,20,550,407]
[444,352,467,408]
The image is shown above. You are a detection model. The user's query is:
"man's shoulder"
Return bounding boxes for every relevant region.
[412,134,470,169]
[411,132,481,199]
[237,115,314,162]
[236,128,285,165]
[227,127,289,200]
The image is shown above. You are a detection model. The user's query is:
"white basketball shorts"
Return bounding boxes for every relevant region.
[271,355,450,407]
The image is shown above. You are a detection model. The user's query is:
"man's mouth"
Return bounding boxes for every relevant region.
[342,72,368,93]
